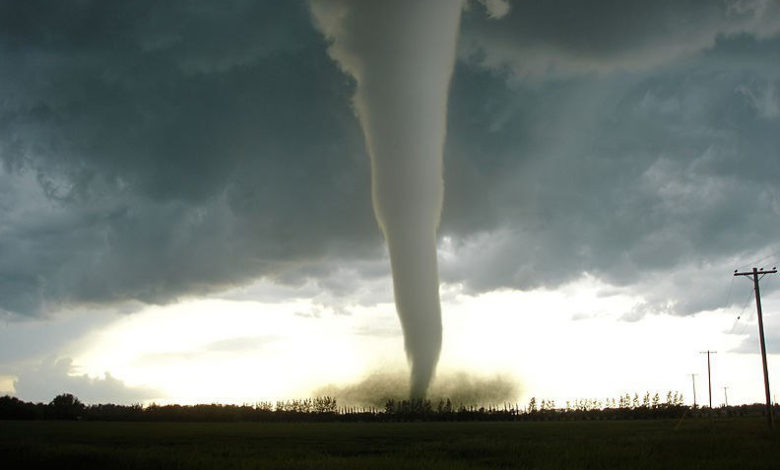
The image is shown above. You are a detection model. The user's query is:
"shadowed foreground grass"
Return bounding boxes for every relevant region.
[1,417,778,469]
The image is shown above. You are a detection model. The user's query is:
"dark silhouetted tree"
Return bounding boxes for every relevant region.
[49,393,84,420]
[527,397,537,413]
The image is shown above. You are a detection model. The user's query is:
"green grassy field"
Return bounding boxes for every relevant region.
[1,418,778,469]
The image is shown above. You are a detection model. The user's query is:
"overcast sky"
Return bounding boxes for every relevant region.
[1,0,780,406]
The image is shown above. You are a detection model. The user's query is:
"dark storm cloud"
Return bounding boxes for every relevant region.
[440,19,780,313]
[460,0,780,78]
[1,0,779,318]
[0,0,378,315]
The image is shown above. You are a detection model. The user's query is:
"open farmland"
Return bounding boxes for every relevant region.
[1,417,778,469]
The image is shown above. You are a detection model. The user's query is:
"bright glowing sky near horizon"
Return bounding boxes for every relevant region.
[2,0,780,408]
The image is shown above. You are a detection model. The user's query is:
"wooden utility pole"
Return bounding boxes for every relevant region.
[700,350,717,408]
[734,267,777,429]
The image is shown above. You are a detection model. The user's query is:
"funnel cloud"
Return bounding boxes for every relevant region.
[310,1,463,397]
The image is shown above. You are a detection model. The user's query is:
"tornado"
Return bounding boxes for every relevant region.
[310,0,463,398]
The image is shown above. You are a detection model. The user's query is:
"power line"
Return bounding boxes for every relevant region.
[734,266,777,430]
[731,288,758,335]
[724,274,736,310]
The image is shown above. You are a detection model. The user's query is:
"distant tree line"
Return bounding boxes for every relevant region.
[1,392,776,422]
[0,394,340,422]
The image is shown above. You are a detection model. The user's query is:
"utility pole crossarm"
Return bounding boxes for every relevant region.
[734,268,777,277]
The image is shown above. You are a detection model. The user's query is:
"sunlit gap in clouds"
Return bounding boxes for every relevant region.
[53,267,755,407]
[11,227,764,407]
[73,297,381,405]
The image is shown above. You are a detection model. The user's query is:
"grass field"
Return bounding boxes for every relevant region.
[1,417,778,469]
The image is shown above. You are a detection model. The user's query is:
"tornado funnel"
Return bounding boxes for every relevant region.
[311,0,463,398]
